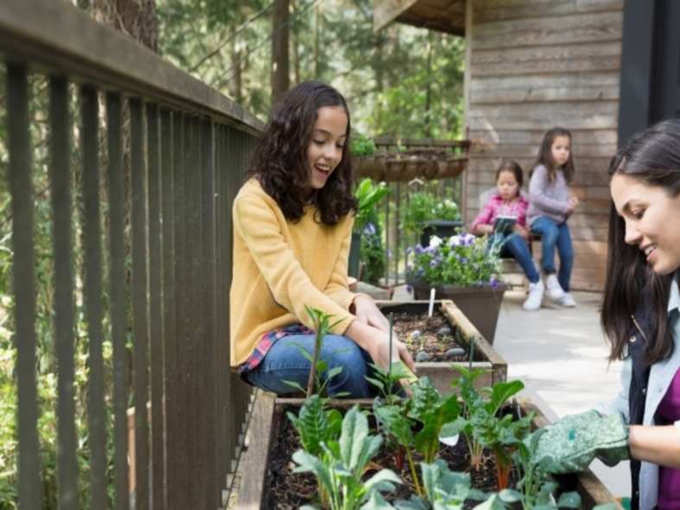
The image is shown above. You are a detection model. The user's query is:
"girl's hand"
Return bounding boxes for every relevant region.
[369,333,416,373]
[351,294,389,332]
[345,321,416,373]
[474,224,494,236]
[514,224,529,240]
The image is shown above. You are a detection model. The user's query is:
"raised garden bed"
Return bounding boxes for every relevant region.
[376,300,506,394]
[234,391,622,510]
[411,283,507,344]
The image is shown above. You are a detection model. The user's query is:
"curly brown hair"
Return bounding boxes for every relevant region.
[247,81,356,225]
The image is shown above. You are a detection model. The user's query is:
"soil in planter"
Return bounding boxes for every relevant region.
[391,310,470,363]
[264,405,518,510]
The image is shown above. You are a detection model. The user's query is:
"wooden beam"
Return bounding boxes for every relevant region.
[373,0,419,32]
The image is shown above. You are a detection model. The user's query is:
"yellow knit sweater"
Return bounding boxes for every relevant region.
[230,178,357,367]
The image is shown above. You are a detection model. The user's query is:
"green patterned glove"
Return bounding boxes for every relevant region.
[530,410,629,474]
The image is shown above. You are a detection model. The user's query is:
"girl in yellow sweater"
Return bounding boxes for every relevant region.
[230,81,415,397]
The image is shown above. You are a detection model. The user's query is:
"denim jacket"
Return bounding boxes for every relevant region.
[597,278,680,510]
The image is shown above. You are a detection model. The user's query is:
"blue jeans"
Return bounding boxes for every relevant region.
[530,216,573,292]
[488,233,540,283]
[242,334,375,397]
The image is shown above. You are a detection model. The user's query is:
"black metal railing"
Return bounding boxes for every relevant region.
[1,1,262,508]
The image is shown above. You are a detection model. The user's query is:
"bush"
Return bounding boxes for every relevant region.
[401,191,460,238]
[349,133,376,157]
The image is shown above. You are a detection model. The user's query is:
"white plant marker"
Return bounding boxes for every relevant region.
[428,287,436,317]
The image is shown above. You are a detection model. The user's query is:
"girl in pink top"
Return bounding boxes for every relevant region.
[471,160,542,310]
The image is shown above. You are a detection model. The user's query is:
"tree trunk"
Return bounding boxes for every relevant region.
[271,0,290,105]
[424,31,433,138]
[91,0,158,52]
[230,27,243,104]
[314,3,320,77]
[292,0,301,85]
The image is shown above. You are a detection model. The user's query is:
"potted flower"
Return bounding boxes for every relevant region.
[407,232,506,343]
[350,178,389,279]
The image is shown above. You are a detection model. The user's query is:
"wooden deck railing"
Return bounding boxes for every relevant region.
[1,1,262,508]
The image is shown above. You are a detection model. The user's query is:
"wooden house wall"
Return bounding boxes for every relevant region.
[462,0,623,291]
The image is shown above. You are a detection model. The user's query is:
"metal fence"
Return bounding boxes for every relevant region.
[1,1,261,508]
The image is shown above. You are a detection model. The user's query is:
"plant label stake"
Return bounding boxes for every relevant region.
[428,287,435,317]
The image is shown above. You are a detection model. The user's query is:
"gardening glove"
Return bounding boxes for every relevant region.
[530,409,629,474]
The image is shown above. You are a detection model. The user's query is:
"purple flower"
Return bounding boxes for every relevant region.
[490,277,500,289]
[406,285,413,293]
[363,223,376,236]
[414,244,425,255]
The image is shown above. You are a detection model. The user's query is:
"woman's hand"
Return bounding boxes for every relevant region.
[351,294,389,332]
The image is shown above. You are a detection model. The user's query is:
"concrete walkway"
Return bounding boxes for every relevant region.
[493,289,630,498]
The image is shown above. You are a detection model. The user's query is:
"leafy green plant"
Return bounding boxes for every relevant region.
[284,306,343,398]
[401,191,460,239]
[373,377,459,497]
[287,394,342,458]
[292,405,401,510]
[351,133,377,157]
[355,178,390,233]
[442,368,526,490]
[407,232,501,289]
[360,225,385,285]
[393,460,494,510]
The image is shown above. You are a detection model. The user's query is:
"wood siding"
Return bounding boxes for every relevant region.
[463,0,623,291]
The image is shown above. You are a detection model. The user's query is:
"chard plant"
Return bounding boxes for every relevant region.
[292,405,402,510]
[373,377,459,497]
[393,460,497,510]
[442,367,527,489]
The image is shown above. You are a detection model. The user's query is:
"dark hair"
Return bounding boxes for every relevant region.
[247,81,356,225]
[495,160,524,191]
[602,119,680,364]
[532,127,575,183]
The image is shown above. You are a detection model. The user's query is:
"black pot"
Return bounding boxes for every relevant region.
[420,219,463,246]
[348,231,361,278]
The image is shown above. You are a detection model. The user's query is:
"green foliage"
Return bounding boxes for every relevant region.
[287,394,342,458]
[365,360,415,404]
[360,227,385,285]
[408,378,460,464]
[442,369,526,474]
[408,232,501,288]
[286,306,343,398]
[394,459,492,510]
[292,405,401,510]
[401,192,459,238]
[351,134,377,157]
[354,179,389,284]
[373,377,459,496]
[355,179,390,232]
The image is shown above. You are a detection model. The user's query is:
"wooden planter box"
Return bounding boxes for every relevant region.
[376,299,506,395]
[234,392,622,509]
[412,282,507,344]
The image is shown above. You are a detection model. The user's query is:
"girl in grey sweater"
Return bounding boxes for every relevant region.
[528,127,579,307]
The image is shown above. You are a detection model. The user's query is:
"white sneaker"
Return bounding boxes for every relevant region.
[545,274,566,302]
[557,292,576,307]
[523,280,544,311]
